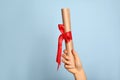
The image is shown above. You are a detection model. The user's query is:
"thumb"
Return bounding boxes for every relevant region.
[71,49,82,67]
[71,49,79,61]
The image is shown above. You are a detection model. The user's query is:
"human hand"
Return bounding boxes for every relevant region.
[62,49,82,75]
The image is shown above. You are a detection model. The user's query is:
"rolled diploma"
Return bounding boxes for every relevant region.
[61,8,74,56]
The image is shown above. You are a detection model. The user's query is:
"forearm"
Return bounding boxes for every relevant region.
[73,68,86,80]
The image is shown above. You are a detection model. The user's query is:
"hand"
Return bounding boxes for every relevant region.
[62,49,82,75]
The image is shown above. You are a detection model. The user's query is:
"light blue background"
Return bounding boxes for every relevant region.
[0,0,120,80]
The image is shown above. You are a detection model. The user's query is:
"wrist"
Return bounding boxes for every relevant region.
[73,66,83,76]
[73,68,86,80]
[73,69,82,76]
[73,70,82,80]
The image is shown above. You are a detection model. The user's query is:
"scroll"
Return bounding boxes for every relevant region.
[56,8,74,69]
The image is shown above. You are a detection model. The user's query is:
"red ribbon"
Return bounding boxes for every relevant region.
[56,24,72,70]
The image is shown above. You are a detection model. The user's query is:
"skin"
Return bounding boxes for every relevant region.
[62,49,87,80]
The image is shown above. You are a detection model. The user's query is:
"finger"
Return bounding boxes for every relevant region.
[63,49,67,54]
[62,53,70,60]
[62,58,71,65]
[64,65,74,69]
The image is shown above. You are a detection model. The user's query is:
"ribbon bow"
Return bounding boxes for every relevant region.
[56,24,72,70]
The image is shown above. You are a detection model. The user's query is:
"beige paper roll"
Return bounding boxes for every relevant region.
[61,8,74,55]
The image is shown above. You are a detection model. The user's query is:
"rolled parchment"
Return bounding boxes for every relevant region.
[61,8,74,56]
[56,8,74,69]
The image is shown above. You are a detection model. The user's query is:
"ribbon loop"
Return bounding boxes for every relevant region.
[58,24,64,33]
[56,24,72,70]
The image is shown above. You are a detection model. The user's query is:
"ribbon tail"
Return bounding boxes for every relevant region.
[56,35,63,70]
[57,64,60,70]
